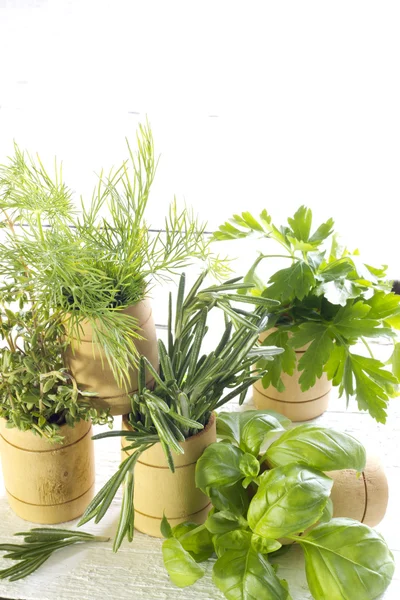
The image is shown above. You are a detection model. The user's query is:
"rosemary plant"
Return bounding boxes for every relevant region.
[0,529,109,581]
[79,272,283,551]
[0,121,227,387]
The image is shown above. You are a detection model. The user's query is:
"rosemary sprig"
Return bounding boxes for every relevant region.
[0,528,110,581]
[79,272,284,551]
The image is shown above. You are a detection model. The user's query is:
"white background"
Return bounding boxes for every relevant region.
[0,2,399,599]
[1,0,399,275]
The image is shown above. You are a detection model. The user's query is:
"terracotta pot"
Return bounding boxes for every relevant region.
[328,454,388,527]
[0,419,95,524]
[253,329,331,421]
[121,413,217,537]
[64,298,159,415]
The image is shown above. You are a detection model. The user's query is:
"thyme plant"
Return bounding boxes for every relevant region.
[79,272,283,551]
[0,304,112,442]
[0,121,227,387]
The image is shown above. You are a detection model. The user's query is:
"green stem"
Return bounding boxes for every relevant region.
[260,254,300,261]
[361,337,374,359]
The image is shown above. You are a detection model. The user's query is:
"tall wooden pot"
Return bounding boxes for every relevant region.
[121,413,217,538]
[0,419,95,524]
[64,299,158,416]
[253,329,332,421]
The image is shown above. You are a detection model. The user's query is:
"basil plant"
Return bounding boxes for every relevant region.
[161,411,394,600]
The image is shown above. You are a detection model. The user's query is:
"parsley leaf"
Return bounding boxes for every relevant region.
[259,330,297,392]
[290,323,334,390]
[266,261,315,302]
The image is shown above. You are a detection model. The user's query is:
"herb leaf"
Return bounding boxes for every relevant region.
[297,518,395,600]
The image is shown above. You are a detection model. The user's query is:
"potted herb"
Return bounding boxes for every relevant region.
[0,121,225,416]
[214,206,400,422]
[78,272,283,550]
[160,410,394,600]
[0,305,111,524]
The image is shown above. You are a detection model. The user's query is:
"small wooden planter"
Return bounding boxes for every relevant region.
[64,299,159,415]
[253,330,331,421]
[328,454,389,526]
[121,413,217,538]
[0,419,95,524]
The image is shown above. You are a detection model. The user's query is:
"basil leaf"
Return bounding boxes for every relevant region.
[251,535,282,555]
[206,511,247,535]
[240,453,260,478]
[319,497,333,525]
[248,465,332,539]
[178,524,214,562]
[171,522,199,539]
[213,547,290,599]
[266,425,366,472]
[160,513,173,539]
[214,529,252,558]
[208,482,250,516]
[217,410,290,455]
[195,442,244,493]
[298,518,395,600]
[162,537,205,587]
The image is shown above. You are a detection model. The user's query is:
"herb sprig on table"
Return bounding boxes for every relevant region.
[0,529,110,581]
[214,206,400,422]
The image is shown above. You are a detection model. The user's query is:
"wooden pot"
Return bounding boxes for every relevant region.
[253,329,331,421]
[0,419,95,524]
[328,454,388,527]
[278,454,388,544]
[64,298,158,415]
[121,413,217,538]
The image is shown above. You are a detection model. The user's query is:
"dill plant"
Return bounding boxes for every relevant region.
[0,121,226,388]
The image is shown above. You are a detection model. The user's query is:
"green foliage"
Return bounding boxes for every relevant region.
[213,546,290,600]
[0,529,109,582]
[161,410,394,600]
[298,519,395,600]
[162,538,205,587]
[247,465,333,539]
[214,205,400,422]
[217,409,290,455]
[265,424,366,472]
[0,121,228,387]
[78,273,283,551]
[0,305,112,442]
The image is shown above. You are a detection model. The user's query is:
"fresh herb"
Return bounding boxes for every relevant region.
[0,295,112,442]
[0,528,109,581]
[0,121,228,388]
[161,410,394,600]
[214,206,400,422]
[79,272,283,551]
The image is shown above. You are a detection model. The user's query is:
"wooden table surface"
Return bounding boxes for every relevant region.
[0,340,399,600]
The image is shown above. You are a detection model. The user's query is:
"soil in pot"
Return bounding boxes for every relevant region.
[0,419,95,524]
[64,298,159,416]
[121,413,217,538]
